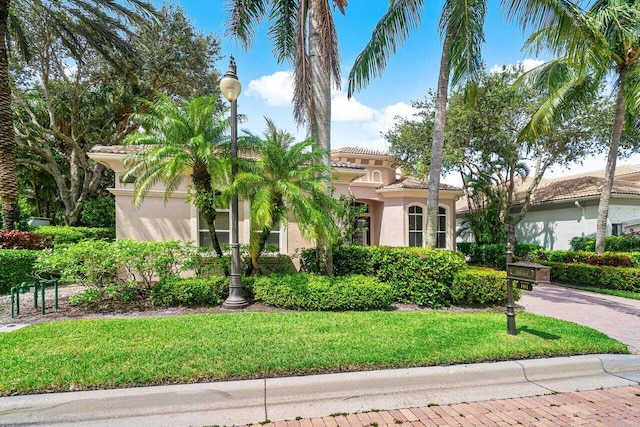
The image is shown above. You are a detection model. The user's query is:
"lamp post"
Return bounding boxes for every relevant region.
[220,56,247,309]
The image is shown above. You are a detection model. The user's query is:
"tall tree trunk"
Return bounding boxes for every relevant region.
[0,0,20,230]
[309,0,333,275]
[595,80,626,254]
[425,29,452,248]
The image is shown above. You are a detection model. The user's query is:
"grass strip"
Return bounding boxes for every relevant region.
[555,283,640,300]
[0,311,627,396]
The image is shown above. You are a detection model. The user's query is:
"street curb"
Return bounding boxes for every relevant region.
[0,354,638,427]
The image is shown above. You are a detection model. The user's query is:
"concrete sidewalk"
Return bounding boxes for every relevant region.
[1,354,639,426]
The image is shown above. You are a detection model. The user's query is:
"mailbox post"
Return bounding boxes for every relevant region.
[505,247,551,335]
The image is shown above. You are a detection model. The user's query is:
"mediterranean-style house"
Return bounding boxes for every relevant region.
[457,165,640,250]
[88,146,463,258]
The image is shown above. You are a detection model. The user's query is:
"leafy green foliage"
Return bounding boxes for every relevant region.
[571,234,640,253]
[534,250,637,267]
[80,196,115,229]
[151,277,227,307]
[0,230,51,249]
[301,246,466,307]
[33,240,205,288]
[33,226,114,245]
[254,274,393,311]
[542,261,640,293]
[451,268,518,306]
[0,250,39,293]
[70,282,148,312]
[457,242,543,269]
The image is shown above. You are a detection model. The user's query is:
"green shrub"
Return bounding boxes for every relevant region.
[541,261,602,286]
[0,250,39,294]
[80,196,115,229]
[300,246,466,307]
[599,267,640,292]
[570,234,640,252]
[34,226,114,245]
[451,267,518,306]
[151,276,227,307]
[0,230,51,250]
[34,240,119,286]
[70,281,149,311]
[254,274,393,311]
[458,243,543,269]
[534,250,636,267]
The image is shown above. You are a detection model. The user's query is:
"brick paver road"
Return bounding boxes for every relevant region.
[247,385,640,427]
[518,283,640,354]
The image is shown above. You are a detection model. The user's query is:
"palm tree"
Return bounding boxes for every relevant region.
[225,0,347,274]
[232,118,339,275]
[513,0,640,253]
[0,0,155,230]
[347,0,486,247]
[122,94,231,261]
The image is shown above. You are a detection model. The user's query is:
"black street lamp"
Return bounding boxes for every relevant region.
[220,56,248,309]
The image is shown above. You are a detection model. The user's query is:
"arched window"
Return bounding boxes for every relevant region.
[408,205,423,247]
[371,169,382,183]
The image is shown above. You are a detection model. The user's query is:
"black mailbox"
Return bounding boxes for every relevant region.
[507,261,551,286]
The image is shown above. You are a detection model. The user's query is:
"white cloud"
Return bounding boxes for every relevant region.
[331,93,374,121]
[246,71,294,106]
[490,58,546,74]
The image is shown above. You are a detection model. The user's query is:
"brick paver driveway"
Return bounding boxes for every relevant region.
[247,385,640,427]
[518,283,640,354]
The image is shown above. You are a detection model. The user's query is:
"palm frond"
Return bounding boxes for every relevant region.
[441,0,487,86]
[268,0,298,62]
[224,0,268,49]
[347,0,424,97]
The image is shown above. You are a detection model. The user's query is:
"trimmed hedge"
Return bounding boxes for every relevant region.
[300,246,466,307]
[33,226,115,245]
[457,242,543,269]
[0,250,39,294]
[570,235,640,252]
[254,274,393,311]
[534,249,638,267]
[151,276,228,307]
[451,267,518,306]
[541,260,640,292]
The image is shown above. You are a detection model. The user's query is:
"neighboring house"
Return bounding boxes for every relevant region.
[88,145,463,258]
[457,165,640,250]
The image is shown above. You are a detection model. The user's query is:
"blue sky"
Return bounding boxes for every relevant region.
[151,1,634,182]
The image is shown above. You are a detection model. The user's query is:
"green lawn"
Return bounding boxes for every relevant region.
[0,311,627,396]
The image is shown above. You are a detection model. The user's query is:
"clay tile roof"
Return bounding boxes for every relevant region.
[379,176,461,191]
[520,175,640,205]
[331,160,365,169]
[331,146,389,157]
[90,145,140,155]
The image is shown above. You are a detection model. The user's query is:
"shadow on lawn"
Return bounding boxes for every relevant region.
[518,326,561,340]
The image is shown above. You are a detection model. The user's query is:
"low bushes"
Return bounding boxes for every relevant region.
[151,277,227,307]
[0,230,52,250]
[0,250,39,294]
[450,267,517,306]
[300,246,466,307]
[457,242,543,269]
[33,226,114,245]
[542,260,640,292]
[534,249,638,267]
[254,274,393,311]
[570,234,640,252]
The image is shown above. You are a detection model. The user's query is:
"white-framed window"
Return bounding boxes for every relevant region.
[407,205,447,248]
[408,205,423,247]
[437,206,447,249]
[256,221,282,250]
